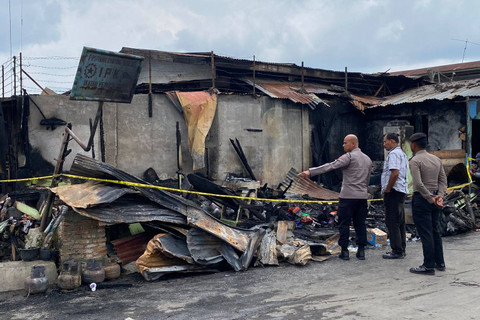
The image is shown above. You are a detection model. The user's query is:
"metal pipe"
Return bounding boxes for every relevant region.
[22,69,48,94]
[65,101,103,152]
[19,52,22,95]
[301,61,305,92]
[13,56,16,96]
[253,55,256,96]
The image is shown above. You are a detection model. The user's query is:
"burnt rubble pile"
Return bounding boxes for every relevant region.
[1,154,480,287]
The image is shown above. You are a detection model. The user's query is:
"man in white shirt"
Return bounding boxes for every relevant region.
[381,133,409,259]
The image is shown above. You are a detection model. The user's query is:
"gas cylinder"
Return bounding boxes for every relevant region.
[24,265,48,294]
[57,259,82,290]
[104,259,121,280]
[82,259,105,283]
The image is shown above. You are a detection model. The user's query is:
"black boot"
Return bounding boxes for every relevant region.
[356,246,365,260]
[339,249,350,260]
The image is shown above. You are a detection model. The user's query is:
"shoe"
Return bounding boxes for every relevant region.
[356,246,365,260]
[339,250,350,260]
[435,263,446,271]
[409,265,435,275]
[382,252,404,259]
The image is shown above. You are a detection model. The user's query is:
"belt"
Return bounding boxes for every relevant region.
[413,190,438,196]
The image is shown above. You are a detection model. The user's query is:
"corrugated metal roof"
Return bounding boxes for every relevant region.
[281,168,339,200]
[361,79,480,109]
[243,79,331,109]
[391,61,480,77]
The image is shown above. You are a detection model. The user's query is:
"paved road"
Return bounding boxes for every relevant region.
[1,231,479,320]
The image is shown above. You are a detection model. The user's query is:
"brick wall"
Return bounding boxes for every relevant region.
[58,210,107,263]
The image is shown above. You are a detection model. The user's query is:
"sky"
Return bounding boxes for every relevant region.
[2,0,480,94]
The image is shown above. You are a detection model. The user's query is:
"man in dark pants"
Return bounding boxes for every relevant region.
[299,134,372,260]
[408,133,447,275]
[381,133,409,259]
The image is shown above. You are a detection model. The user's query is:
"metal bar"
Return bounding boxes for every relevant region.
[2,65,4,98]
[253,55,256,96]
[100,109,105,162]
[211,51,216,89]
[22,69,48,95]
[301,61,305,92]
[148,52,153,118]
[176,121,182,189]
[13,56,16,96]
[65,101,103,152]
[19,53,22,95]
[89,118,95,159]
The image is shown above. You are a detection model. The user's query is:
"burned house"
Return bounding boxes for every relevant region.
[1,48,480,285]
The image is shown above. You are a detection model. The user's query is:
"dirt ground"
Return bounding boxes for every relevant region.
[1,231,480,320]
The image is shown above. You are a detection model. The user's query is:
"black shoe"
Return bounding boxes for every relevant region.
[356,246,365,260]
[409,265,435,275]
[382,252,404,259]
[339,250,350,260]
[435,263,446,271]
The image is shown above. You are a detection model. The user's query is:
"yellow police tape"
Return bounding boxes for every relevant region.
[0,166,474,205]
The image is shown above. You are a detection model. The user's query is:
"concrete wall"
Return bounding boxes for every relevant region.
[28,94,309,185]
[208,96,309,185]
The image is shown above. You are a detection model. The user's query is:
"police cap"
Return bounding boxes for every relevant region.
[409,133,427,143]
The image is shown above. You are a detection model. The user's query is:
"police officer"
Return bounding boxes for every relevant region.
[299,134,372,261]
[408,133,447,275]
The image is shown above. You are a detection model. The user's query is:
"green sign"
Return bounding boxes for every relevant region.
[70,47,143,103]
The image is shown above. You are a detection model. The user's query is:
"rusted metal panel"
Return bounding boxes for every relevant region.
[111,233,150,265]
[281,168,340,200]
[390,61,480,77]
[51,182,187,225]
[365,79,480,109]
[243,79,327,109]
[70,154,257,252]
[186,207,254,252]
[70,47,143,103]
[51,182,136,209]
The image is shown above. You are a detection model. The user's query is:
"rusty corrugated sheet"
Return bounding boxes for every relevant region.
[243,79,329,109]
[362,79,480,109]
[51,182,137,209]
[70,154,257,253]
[281,168,340,200]
[51,182,187,225]
[111,233,150,265]
[390,61,480,77]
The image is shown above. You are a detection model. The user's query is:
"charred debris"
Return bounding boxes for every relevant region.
[1,151,480,286]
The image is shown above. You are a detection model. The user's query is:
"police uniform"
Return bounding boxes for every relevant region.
[409,133,447,274]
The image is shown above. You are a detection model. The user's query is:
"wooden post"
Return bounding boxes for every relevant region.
[345,66,348,93]
[148,52,153,118]
[13,56,16,96]
[211,51,216,89]
[301,61,305,91]
[253,55,256,96]
[19,52,22,95]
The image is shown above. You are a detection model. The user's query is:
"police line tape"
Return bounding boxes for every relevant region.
[0,171,474,205]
